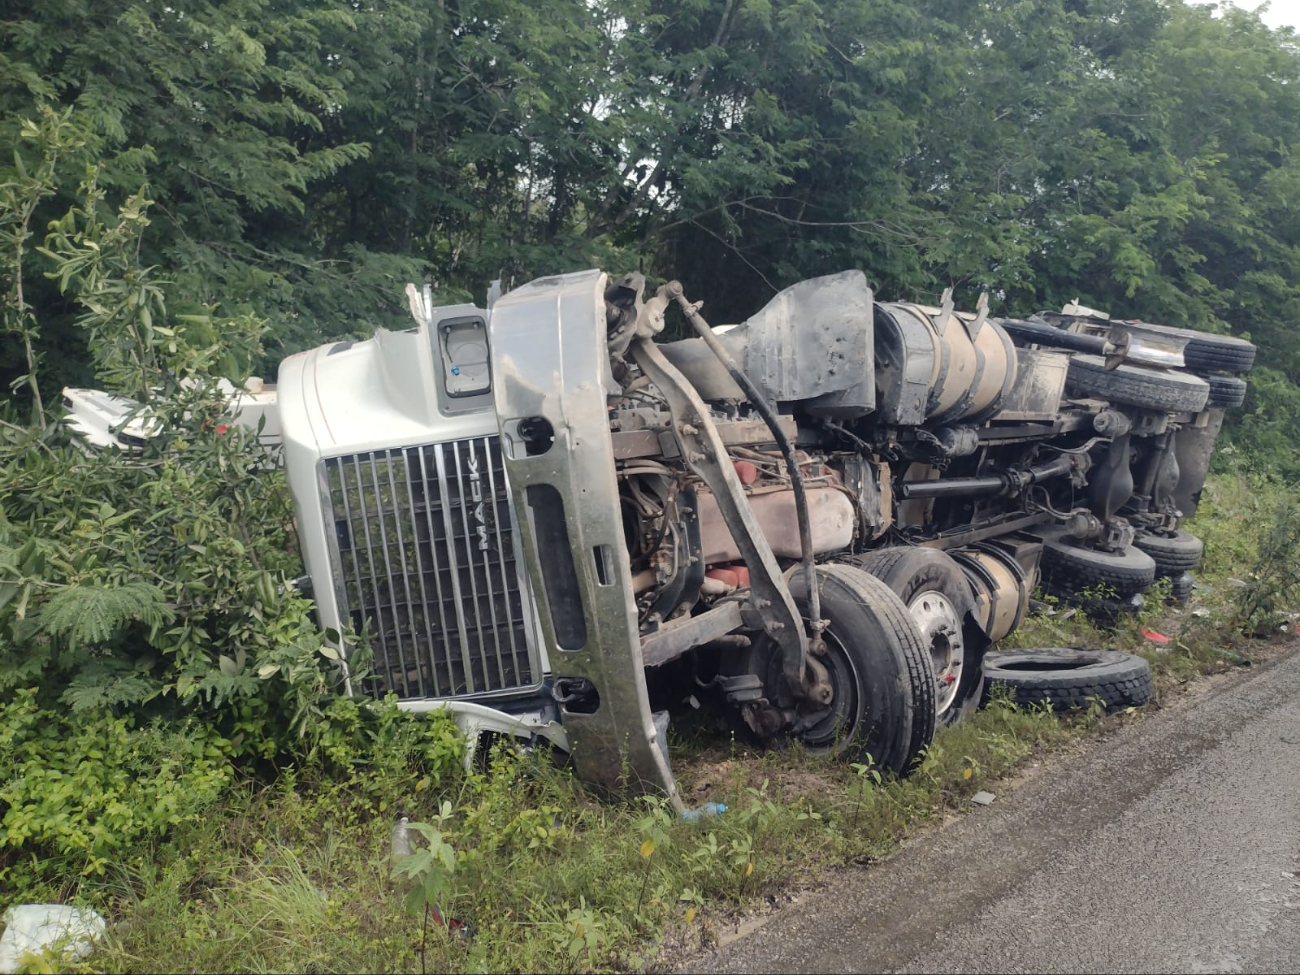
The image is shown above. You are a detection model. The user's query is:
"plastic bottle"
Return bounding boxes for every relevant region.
[390,816,412,869]
[681,802,726,823]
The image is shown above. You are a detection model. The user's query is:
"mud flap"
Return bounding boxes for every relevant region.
[487,270,682,808]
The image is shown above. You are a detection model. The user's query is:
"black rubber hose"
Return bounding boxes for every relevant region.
[999,317,1111,354]
[664,280,822,633]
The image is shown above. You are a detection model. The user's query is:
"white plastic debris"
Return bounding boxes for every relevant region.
[0,905,106,974]
[971,791,997,806]
[390,816,413,870]
[1061,298,1110,320]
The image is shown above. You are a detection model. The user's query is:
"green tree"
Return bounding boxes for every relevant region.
[0,0,396,391]
[6,0,1300,473]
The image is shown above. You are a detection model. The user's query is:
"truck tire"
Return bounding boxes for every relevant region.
[1117,322,1257,374]
[845,547,986,728]
[1134,529,1204,575]
[1179,332,1256,374]
[983,648,1152,712]
[748,564,937,774]
[1185,339,1256,374]
[1066,355,1210,413]
[1039,527,1157,597]
[1203,374,1248,408]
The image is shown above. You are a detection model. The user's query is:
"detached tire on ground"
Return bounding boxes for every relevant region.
[846,547,986,728]
[1203,374,1248,409]
[983,648,1153,712]
[1134,529,1204,575]
[740,564,937,774]
[1038,527,1157,597]
[1066,355,1210,413]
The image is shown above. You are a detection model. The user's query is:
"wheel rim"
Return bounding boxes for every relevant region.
[797,628,862,754]
[764,625,862,756]
[908,589,964,715]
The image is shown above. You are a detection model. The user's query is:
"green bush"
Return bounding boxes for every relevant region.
[0,109,349,757]
[0,689,464,899]
[310,695,466,800]
[1186,472,1285,582]
[0,395,356,753]
[1233,491,1300,636]
[0,109,416,905]
[0,689,235,889]
[1218,367,1300,481]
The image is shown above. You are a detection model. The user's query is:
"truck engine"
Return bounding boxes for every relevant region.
[276,268,1253,807]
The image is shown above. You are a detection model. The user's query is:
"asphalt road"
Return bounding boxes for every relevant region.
[686,649,1300,975]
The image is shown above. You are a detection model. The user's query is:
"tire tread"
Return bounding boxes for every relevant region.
[823,565,938,764]
[1040,536,1157,596]
[1067,355,1210,413]
[984,648,1153,712]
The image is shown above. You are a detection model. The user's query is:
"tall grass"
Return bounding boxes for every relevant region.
[70,701,1073,975]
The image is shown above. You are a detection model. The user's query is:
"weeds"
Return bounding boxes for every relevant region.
[847,759,882,830]
[73,634,1268,975]
[1234,492,1300,635]
[51,700,1070,975]
[391,806,458,975]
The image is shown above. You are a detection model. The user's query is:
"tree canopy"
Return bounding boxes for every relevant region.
[4,0,1300,469]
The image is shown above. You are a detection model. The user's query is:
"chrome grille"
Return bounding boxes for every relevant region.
[321,436,536,699]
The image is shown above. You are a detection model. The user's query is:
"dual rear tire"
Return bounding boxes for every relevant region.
[1134,529,1204,576]
[1038,527,1157,598]
[1135,529,1204,603]
[845,548,987,727]
[1037,526,1205,606]
[1066,355,1210,413]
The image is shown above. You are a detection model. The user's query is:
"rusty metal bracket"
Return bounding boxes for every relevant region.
[965,292,989,340]
[604,272,670,357]
[640,600,746,668]
[935,287,955,336]
[630,337,810,687]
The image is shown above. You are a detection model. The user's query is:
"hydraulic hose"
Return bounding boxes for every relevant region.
[664,281,823,637]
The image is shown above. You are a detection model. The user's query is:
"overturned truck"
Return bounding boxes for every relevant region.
[277,270,1253,805]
